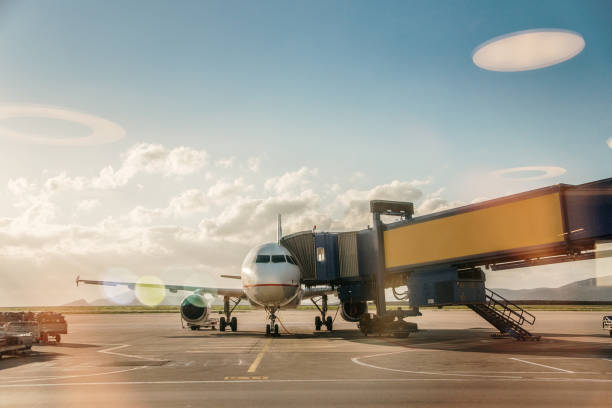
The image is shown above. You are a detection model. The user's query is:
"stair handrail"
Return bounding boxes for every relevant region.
[485,288,536,326]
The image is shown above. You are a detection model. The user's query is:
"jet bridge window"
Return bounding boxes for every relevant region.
[256,255,270,263]
[271,255,286,263]
[317,247,325,262]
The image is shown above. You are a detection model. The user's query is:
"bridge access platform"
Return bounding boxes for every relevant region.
[282,177,612,339]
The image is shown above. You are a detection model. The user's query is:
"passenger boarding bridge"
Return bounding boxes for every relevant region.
[281,177,612,339]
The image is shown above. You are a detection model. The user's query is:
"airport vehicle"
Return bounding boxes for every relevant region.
[603,316,612,337]
[36,313,68,343]
[78,216,334,336]
[182,314,218,331]
[0,312,67,343]
[3,321,39,340]
[0,332,32,358]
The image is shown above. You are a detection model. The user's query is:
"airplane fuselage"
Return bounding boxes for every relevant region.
[240,242,301,308]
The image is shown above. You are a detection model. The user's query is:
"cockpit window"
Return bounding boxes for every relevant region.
[271,255,286,263]
[286,255,297,265]
[255,255,270,263]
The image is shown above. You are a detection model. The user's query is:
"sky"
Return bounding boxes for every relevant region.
[0,0,611,306]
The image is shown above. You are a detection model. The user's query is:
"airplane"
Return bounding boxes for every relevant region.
[76,215,334,336]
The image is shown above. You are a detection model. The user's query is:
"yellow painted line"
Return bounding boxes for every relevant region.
[248,338,271,373]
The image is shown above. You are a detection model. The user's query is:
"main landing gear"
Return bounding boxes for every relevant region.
[313,294,333,331]
[219,296,240,332]
[265,306,280,337]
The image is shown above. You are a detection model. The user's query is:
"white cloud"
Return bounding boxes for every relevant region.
[168,189,210,217]
[337,180,426,229]
[247,156,261,172]
[17,143,209,195]
[7,177,37,197]
[215,157,235,169]
[45,172,86,192]
[264,167,317,194]
[76,199,101,213]
[199,189,325,243]
[129,189,211,224]
[416,197,464,215]
[207,178,251,201]
[91,143,208,189]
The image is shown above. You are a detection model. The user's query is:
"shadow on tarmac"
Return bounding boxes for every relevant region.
[167,327,612,359]
[0,349,61,371]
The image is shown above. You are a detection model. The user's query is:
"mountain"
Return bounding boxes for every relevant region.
[492,275,612,301]
[64,292,228,307]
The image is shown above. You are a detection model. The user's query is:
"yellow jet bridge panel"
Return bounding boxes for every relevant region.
[384,192,565,270]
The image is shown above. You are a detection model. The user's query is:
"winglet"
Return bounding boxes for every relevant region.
[277,214,282,243]
[76,275,80,287]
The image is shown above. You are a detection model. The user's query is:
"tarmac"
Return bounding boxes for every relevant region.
[1,309,611,407]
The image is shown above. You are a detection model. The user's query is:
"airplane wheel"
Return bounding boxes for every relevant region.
[274,324,279,336]
[266,324,271,336]
[325,316,333,331]
[315,316,322,331]
[230,317,237,332]
[56,334,61,343]
[220,317,226,332]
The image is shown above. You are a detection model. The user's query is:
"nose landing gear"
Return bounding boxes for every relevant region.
[313,294,333,331]
[265,307,280,337]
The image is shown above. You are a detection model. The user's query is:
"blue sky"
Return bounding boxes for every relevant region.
[0,1,610,305]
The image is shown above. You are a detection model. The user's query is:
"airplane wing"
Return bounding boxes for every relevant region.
[301,286,335,299]
[76,276,246,298]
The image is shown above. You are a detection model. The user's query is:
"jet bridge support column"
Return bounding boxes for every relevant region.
[367,200,421,337]
[372,212,387,318]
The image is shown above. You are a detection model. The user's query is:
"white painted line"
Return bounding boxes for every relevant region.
[351,351,520,379]
[0,366,146,384]
[188,346,254,349]
[509,358,574,373]
[98,344,165,362]
[3,376,612,388]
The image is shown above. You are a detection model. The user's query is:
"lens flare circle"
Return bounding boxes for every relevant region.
[492,166,566,181]
[473,29,585,72]
[135,275,166,306]
[607,137,612,150]
[0,104,125,146]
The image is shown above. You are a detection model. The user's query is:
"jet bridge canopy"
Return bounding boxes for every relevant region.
[383,177,612,273]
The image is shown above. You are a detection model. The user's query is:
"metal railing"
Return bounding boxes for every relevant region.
[484,288,536,326]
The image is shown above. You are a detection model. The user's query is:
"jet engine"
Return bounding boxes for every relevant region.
[180,294,210,325]
[340,301,368,322]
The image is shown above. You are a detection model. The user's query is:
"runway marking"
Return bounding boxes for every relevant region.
[224,376,269,380]
[509,358,575,373]
[248,338,271,373]
[98,344,165,362]
[351,350,520,379]
[3,377,612,388]
[0,366,146,384]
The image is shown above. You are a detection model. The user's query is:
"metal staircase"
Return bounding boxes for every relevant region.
[468,289,540,341]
